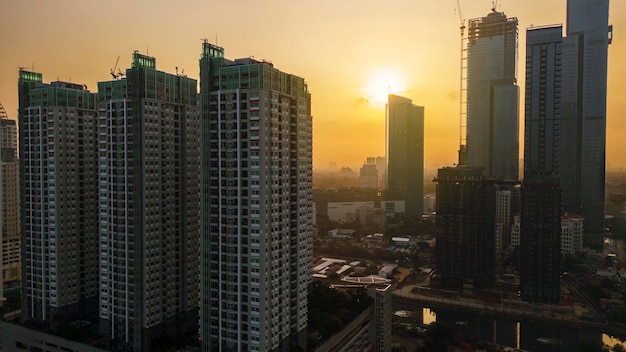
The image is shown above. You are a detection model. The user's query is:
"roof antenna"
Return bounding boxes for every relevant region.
[147,45,149,55]
[215,34,218,45]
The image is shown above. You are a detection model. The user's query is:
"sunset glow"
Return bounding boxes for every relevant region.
[363,68,407,107]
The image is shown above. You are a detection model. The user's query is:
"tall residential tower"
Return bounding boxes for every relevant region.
[18,71,100,324]
[97,52,200,351]
[199,42,313,352]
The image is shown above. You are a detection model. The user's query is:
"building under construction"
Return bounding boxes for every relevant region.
[464,10,519,181]
[434,166,496,290]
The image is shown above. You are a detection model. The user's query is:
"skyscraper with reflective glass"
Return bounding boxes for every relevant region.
[466,10,519,180]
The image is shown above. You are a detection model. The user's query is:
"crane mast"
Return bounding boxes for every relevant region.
[456,0,467,165]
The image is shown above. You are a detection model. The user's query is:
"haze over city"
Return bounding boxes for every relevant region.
[1,0,625,172]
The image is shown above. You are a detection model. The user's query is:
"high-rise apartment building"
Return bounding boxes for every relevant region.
[435,166,495,290]
[97,52,200,351]
[560,0,611,239]
[18,71,99,323]
[385,94,424,220]
[0,103,20,285]
[465,10,519,180]
[199,42,313,352]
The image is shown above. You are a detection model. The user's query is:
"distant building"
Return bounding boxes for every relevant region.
[435,166,495,290]
[386,94,424,219]
[328,201,375,223]
[511,214,521,249]
[0,104,19,285]
[313,188,381,218]
[561,213,584,255]
[495,184,516,255]
[359,159,378,189]
[423,195,436,215]
[381,200,405,219]
[356,205,386,227]
[465,10,520,180]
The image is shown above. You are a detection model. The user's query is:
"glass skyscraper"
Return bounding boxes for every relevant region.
[465,10,519,180]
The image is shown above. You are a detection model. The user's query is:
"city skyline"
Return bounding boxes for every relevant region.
[1,0,625,172]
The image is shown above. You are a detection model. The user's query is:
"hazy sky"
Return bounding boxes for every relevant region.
[1,0,624,171]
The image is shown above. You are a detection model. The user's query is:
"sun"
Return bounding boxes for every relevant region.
[363,68,407,107]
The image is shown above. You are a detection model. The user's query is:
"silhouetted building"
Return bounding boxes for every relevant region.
[385,94,424,220]
[524,25,563,176]
[18,70,99,324]
[466,10,519,180]
[199,41,312,352]
[97,52,200,350]
[520,175,561,304]
[435,166,495,290]
[560,0,611,240]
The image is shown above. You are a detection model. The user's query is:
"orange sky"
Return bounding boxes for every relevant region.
[1,0,624,172]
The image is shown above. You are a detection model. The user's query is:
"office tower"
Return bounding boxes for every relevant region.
[524,25,563,176]
[18,71,99,323]
[385,94,424,220]
[0,103,20,285]
[521,25,564,305]
[465,10,519,180]
[359,159,378,189]
[520,175,561,304]
[435,166,495,290]
[97,52,200,351]
[560,0,611,239]
[199,42,313,352]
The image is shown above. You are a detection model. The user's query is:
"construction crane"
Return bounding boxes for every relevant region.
[491,0,499,13]
[110,56,120,79]
[456,0,467,165]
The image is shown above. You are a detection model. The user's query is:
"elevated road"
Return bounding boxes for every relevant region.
[393,284,626,340]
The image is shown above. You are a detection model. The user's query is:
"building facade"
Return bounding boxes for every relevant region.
[520,176,561,304]
[561,213,584,255]
[560,0,611,240]
[0,104,20,284]
[359,159,378,190]
[385,94,424,220]
[524,25,563,176]
[465,10,519,180]
[435,166,495,290]
[18,71,99,323]
[97,52,200,351]
[199,42,313,352]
